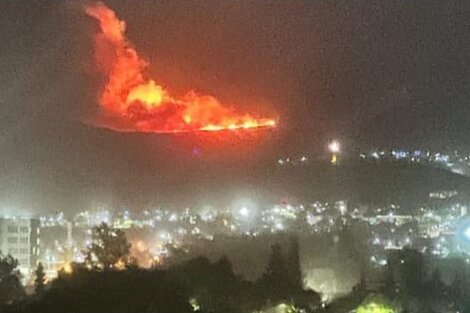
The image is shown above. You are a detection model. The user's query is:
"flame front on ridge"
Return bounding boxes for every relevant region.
[85,2,276,134]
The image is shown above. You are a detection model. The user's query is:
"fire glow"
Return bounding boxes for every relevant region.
[85,2,276,134]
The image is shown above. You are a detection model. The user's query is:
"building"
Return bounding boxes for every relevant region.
[0,217,40,276]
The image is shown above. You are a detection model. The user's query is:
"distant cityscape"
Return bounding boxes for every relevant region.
[3,146,470,299]
[277,147,470,176]
[4,1,469,311]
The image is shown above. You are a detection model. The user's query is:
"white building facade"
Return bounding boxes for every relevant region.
[0,217,40,277]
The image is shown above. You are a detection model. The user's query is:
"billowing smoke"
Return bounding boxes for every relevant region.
[85,2,276,133]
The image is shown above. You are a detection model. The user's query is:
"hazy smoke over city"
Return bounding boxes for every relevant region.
[2,2,470,313]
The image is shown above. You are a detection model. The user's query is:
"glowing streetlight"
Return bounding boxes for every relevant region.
[328,140,340,165]
[457,222,470,252]
[63,263,73,274]
[239,207,249,217]
[328,141,340,153]
[464,226,470,240]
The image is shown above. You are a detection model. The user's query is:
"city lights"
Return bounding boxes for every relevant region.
[356,302,395,313]
[239,207,250,217]
[3,0,470,312]
[328,140,340,154]
[63,263,73,274]
[328,140,340,165]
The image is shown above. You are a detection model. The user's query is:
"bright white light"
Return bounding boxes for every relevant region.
[169,213,178,222]
[328,140,340,153]
[464,227,470,239]
[239,207,249,217]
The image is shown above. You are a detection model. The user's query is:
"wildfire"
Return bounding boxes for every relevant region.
[85,2,276,133]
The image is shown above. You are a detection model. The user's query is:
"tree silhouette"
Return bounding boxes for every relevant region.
[450,270,466,311]
[23,269,192,313]
[386,248,426,296]
[287,236,303,289]
[34,262,46,296]
[263,244,290,286]
[173,255,244,313]
[429,268,444,296]
[353,266,368,295]
[382,264,397,297]
[257,244,293,304]
[85,223,131,270]
[0,254,25,305]
[256,243,320,309]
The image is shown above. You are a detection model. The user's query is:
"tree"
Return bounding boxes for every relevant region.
[174,256,244,313]
[257,244,291,304]
[287,236,303,289]
[264,244,289,284]
[450,270,466,311]
[429,268,444,296]
[34,262,46,296]
[85,223,131,270]
[386,248,426,296]
[382,263,397,296]
[256,243,321,310]
[353,267,368,295]
[0,254,25,305]
[26,269,193,313]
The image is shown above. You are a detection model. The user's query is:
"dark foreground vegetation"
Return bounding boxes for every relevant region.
[0,224,319,313]
[1,223,470,313]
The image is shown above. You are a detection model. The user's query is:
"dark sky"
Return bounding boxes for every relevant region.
[1,0,470,213]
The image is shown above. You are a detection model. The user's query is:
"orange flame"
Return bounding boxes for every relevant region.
[85,2,276,133]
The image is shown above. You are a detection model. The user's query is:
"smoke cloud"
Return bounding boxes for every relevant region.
[85,2,276,133]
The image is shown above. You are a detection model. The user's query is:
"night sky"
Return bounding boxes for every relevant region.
[1,0,469,213]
